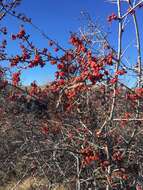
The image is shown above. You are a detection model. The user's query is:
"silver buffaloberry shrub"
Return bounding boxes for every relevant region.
[0,0,143,190]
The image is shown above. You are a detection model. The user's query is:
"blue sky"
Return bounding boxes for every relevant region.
[2,0,143,86]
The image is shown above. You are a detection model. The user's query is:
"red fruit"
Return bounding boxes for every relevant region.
[11,55,20,67]
[59,71,65,77]
[109,77,118,84]
[34,54,41,63]
[57,63,64,69]
[93,155,100,161]
[106,53,113,65]
[11,34,16,40]
[116,70,126,75]
[17,29,25,38]
[22,52,30,60]
[12,71,21,86]
[58,79,65,85]
[50,60,57,65]
[107,13,118,23]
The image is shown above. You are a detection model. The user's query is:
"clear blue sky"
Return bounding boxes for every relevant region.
[3,0,143,86]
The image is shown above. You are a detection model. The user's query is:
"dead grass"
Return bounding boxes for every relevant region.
[0,177,69,190]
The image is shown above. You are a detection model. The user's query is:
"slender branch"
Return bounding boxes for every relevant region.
[128,0,142,118]
[105,2,123,189]
[99,0,123,135]
[113,118,143,121]
[121,0,143,20]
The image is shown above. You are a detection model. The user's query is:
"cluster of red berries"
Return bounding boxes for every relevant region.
[69,35,86,53]
[115,69,127,76]
[29,81,39,95]
[20,45,30,61]
[106,53,113,65]
[126,88,143,102]
[127,93,139,101]
[80,147,100,167]
[11,55,20,67]
[107,13,118,23]
[109,77,118,84]
[11,28,26,40]
[29,54,45,68]
[12,71,21,86]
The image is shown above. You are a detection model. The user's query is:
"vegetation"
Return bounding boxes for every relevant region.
[0,0,143,189]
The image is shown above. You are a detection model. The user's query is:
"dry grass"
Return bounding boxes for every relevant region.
[0,177,69,190]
